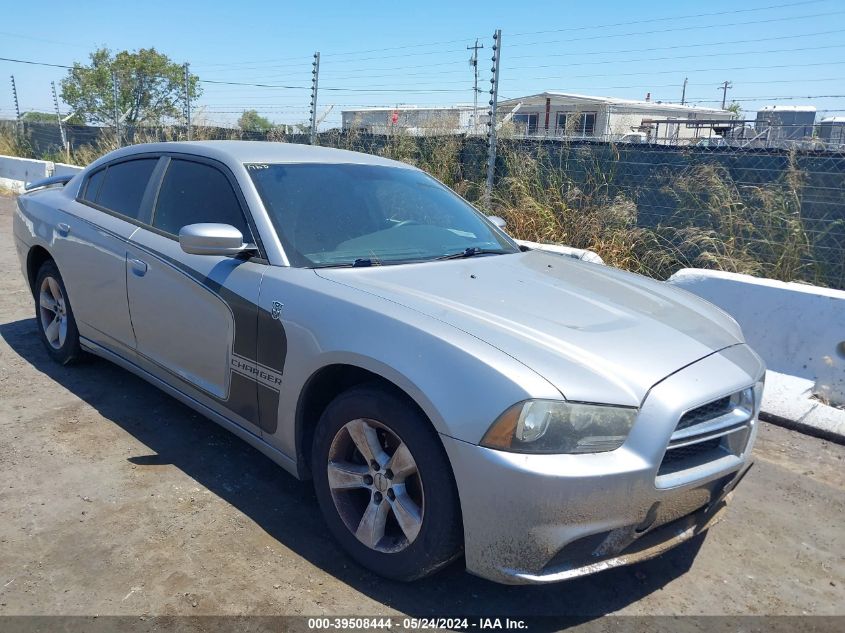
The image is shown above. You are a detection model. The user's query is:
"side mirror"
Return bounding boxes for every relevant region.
[487,215,507,230]
[179,223,251,256]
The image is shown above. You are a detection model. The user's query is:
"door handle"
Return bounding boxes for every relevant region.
[57,222,70,237]
[129,258,148,277]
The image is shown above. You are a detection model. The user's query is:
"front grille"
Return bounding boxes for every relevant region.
[676,396,732,431]
[658,389,754,481]
[660,437,722,468]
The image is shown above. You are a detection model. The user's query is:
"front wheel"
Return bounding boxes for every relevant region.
[312,385,463,581]
[34,260,82,365]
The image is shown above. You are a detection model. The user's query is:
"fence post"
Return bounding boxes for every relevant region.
[10,75,22,138]
[310,52,320,145]
[51,81,69,162]
[484,29,502,209]
[184,62,192,141]
[112,70,121,147]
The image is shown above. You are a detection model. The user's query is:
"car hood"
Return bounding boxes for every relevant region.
[315,250,743,407]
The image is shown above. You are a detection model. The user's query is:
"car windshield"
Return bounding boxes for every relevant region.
[247,163,519,267]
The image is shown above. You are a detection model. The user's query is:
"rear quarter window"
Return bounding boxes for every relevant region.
[85,158,158,220]
[82,167,106,202]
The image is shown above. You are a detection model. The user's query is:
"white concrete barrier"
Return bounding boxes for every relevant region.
[0,154,83,192]
[667,268,845,408]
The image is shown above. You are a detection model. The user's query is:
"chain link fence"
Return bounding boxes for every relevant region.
[2,118,844,289]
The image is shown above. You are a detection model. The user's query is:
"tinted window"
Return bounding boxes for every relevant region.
[153,160,251,239]
[82,167,106,203]
[95,159,158,219]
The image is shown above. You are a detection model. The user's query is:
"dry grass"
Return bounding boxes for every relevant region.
[1,124,836,286]
[488,142,829,284]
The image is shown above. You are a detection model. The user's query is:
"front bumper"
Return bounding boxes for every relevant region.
[443,344,764,584]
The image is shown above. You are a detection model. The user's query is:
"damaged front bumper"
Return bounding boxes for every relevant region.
[512,461,753,583]
[442,344,764,585]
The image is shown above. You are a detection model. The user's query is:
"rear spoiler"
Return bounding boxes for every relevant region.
[24,174,75,192]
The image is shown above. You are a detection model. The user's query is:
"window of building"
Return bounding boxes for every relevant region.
[87,159,158,220]
[152,159,252,241]
[556,112,597,137]
[512,113,539,135]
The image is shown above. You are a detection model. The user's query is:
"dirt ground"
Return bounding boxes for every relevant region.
[0,194,843,621]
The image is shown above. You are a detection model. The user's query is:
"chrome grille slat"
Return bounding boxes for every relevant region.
[669,409,749,444]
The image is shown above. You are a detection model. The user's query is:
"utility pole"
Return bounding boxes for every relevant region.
[484,29,502,209]
[309,52,320,145]
[10,75,22,137]
[51,81,69,162]
[467,39,483,133]
[720,80,733,110]
[183,62,192,140]
[112,70,121,147]
[681,77,688,105]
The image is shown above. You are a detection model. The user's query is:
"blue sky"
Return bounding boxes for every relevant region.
[1,0,844,128]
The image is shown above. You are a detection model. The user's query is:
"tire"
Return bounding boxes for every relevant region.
[312,384,463,581]
[34,260,82,365]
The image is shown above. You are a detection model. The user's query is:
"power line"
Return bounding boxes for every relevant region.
[508,28,845,62]
[199,78,471,93]
[200,79,305,89]
[505,10,845,50]
[502,59,845,83]
[506,43,845,72]
[0,56,72,69]
[189,0,826,66]
[308,42,845,85]
[683,94,845,103]
[201,60,845,92]
[509,0,827,37]
[0,31,95,49]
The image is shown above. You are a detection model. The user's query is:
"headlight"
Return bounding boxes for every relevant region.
[480,400,638,454]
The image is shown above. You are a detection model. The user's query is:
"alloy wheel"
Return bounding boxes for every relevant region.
[326,418,425,553]
[39,276,67,350]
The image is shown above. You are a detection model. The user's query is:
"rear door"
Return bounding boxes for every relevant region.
[57,156,161,352]
[125,156,268,435]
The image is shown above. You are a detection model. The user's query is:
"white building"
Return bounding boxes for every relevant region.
[341,105,480,135]
[497,92,735,142]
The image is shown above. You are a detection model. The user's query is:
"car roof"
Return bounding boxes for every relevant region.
[91,140,416,170]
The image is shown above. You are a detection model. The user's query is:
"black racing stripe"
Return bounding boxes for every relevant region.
[257,383,281,434]
[227,372,260,421]
[257,308,287,373]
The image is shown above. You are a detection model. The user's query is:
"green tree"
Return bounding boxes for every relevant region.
[238,109,274,133]
[60,48,201,127]
[726,102,743,117]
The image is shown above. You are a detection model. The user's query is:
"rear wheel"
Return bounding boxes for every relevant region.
[312,385,463,581]
[34,260,82,365]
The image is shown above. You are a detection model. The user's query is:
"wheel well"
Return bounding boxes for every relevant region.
[26,246,53,294]
[295,364,430,479]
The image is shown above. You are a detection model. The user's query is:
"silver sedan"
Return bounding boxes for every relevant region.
[13,141,764,584]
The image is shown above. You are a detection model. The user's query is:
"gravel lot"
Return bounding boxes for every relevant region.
[0,194,843,621]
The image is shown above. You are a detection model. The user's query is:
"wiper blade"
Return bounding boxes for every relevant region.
[353,258,380,267]
[434,247,509,261]
[311,258,381,269]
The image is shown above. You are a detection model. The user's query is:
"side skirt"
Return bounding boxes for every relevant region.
[80,336,301,479]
